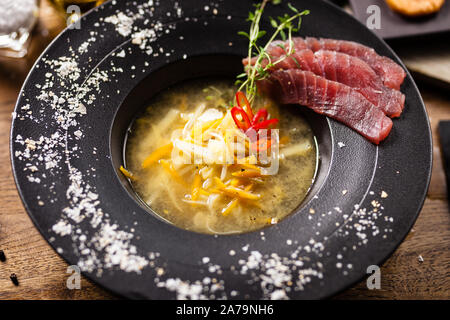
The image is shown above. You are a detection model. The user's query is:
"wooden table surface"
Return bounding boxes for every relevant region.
[0,1,449,300]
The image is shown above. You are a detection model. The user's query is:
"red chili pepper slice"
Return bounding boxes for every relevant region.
[236,91,254,121]
[252,109,268,125]
[252,118,279,131]
[231,106,252,131]
[231,92,279,136]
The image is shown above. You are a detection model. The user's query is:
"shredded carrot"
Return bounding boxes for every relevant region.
[214,177,227,189]
[142,143,173,169]
[191,173,202,201]
[119,166,135,180]
[235,163,261,171]
[219,186,260,200]
[240,183,264,207]
[232,169,263,178]
[221,182,254,216]
[222,198,239,216]
[230,178,241,187]
[199,189,211,196]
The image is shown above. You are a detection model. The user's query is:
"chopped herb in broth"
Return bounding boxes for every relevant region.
[124,78,317,234]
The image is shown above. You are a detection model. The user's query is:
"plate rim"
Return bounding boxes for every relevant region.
[9,0,433,299]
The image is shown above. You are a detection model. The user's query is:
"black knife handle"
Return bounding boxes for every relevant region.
[438,121,450,202]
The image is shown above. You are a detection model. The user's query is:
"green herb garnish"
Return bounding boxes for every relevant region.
[236,0,309,103]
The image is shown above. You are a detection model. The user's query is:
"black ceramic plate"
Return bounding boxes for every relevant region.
[350,0,450,39]
[10,0,432,299]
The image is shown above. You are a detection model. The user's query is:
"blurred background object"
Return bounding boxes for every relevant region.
[350,0,450,39]
[348,0,450,89]
[0,0,40,58]
[0,0,62,80]
[48,0,107,25]
[0,0,106,83]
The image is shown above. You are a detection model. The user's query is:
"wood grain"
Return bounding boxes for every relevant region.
[0,0,448,300]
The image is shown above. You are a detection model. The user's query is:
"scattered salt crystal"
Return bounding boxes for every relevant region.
[52,220,72,236]
[105,12,134,37]
[270,290,287,300]
[156,268,164,276]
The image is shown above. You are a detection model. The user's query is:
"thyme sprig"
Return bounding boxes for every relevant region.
[236,0,309,103]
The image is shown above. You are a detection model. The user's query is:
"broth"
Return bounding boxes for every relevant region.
[125,78,317,234]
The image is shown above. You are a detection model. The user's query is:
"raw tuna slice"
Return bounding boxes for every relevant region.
[245,49,405,117]
[265,37,406,90]
[259,69,393,144]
